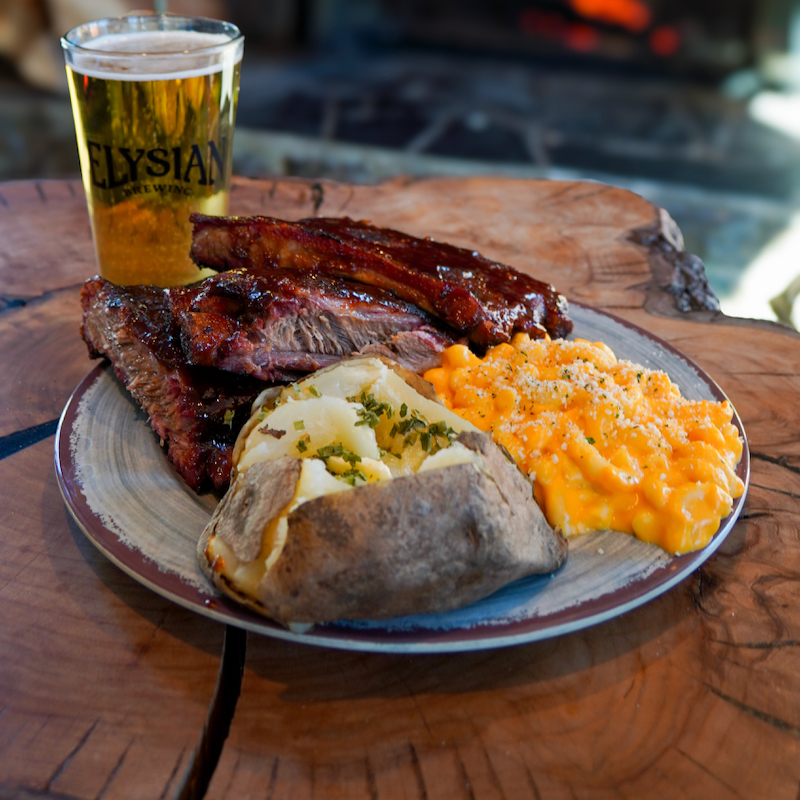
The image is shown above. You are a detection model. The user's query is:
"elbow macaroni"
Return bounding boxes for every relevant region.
[424,334,744,555]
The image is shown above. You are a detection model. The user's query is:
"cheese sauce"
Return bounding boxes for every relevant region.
[424,334,744,554]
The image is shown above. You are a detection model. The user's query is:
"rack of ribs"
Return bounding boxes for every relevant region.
[172,268,458,380]
[81,273,458,490]
[82,216,573,491]
[190,214,573,347]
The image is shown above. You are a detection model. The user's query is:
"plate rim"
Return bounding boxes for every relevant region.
[55,302,750,653]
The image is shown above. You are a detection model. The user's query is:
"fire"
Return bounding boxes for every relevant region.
[520,0,681,58]
[568,0,652,33]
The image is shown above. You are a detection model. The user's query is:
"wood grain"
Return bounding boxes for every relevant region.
[2,176,800,799]
[0,180,95,299]
[0,290,88,438]
[210,175,800,799]
[0,180,226,799]
[0,440,226,799]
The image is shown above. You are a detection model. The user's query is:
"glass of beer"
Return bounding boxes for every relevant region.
[61,15,243,286]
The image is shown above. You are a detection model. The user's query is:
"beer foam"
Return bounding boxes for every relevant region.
[67,30,242,81]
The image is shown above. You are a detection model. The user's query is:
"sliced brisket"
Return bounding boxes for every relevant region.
[190,214,573,347]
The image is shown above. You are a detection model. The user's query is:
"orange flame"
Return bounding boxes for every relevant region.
[569,0,652,33]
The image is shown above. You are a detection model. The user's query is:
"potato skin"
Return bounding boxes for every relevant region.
[201,430,567,626]
[198,457,302,619]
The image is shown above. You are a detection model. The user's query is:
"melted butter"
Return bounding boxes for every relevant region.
[424,334,744,555]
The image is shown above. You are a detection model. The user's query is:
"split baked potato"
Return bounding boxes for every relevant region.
[198,357,568,627]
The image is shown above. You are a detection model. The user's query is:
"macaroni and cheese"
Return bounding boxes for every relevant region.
[424,334,744,555]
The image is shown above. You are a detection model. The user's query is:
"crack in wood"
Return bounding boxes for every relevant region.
[159,747,187,800]
[522,762,543,800]
[454,745,477,800]
[566,184,613,204]
[265,755,279,800]
[408,742,430,800]
[623,676,637,699]
[693,568,715,603]
[364,754,379,800]
[172,625,247,800]
[0,282,86,318]
[0,297,27,312]
[0,783,83,799]
[0,419,59,461]
[132,606,173,664]
[336,187,355,216]
[674,745,744,797]
[748,577,800,645]
[750,482,800,501]
[404,681,435,741]
[44,718,99,791]
[739,510,769,520]
[714,639,800,650]
[97,739,132,799]
[0,707,31,753]
[706,685,800,738]
[311,182,325,214]
[543,182,580,207]
[216,752,240,797]
[480,738,507,800]
[751,452,800,476]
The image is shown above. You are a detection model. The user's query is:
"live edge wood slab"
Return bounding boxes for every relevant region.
[1,175,799,800]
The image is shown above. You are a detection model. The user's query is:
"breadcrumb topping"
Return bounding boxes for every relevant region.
[425,334,744,554]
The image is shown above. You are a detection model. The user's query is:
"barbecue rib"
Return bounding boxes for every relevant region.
[81,272,457,490]
[81,277,269,492]
[173,268,457,380]
[190,214,573,347]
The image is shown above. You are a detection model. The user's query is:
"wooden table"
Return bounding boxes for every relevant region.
[2,175,799,799]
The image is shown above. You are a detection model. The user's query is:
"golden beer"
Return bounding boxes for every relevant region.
[62,18,243,286]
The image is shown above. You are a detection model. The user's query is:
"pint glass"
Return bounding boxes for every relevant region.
[61,16,243,286]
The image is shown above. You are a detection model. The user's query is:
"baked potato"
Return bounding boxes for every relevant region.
[198,357,568,627]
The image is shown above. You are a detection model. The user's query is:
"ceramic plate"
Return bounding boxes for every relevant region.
[55,303,749,653]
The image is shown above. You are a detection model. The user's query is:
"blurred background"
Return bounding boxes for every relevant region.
[3,0,800,325]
